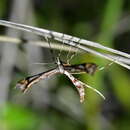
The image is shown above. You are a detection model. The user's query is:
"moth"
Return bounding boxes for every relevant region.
[16,57,105,103]
[0,20,105,102]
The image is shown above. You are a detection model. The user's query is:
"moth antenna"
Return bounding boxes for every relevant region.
[98,56,120,71]
[98,61,114,71]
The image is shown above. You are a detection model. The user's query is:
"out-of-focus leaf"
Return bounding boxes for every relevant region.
[0,104,40,130]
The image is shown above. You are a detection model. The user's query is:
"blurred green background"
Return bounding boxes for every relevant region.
[0,0,130,130]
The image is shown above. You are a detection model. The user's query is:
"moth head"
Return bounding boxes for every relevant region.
[85,63,98,75]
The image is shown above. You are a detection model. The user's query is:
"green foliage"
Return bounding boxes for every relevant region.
[0,0,7,17]
[0,104,40,130]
